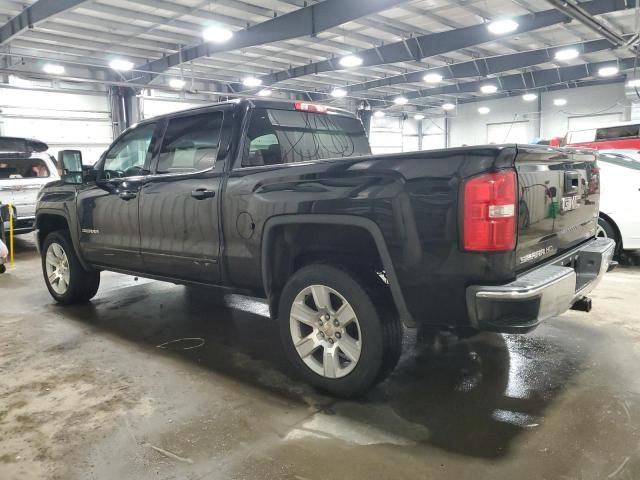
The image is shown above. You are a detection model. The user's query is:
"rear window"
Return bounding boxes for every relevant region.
[243,108,370,167]
[0,158,50,179]
[596,125,640,140]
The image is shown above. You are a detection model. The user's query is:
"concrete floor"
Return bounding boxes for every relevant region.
[1,237,639,480]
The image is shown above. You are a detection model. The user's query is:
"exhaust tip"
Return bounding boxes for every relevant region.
[571,296,592,313]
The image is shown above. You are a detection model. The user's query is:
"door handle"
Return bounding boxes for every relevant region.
[118,191,137,201]
[191,189,216,200]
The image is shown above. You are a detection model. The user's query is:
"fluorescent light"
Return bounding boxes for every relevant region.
[109,59,134,71]
[478,106,491,114]
[598,66,619,77]
[169,78,186,89]
[203,26,233,43]
[487,19,519,35]
[522,93,538,101]
[423,72,443,83]
[553,98,567,106]
[442,103,456,111]
[480,84,498,94]
[554,48,580,61]
[339,54,363,68]
[414,113,425,120]
[331,88,347,98]
[394,96,408,105]
[373,110,385,118]
[257,88,271,97]
[242,76,262,87]
[628,79,640,88]
[43,64,65,75]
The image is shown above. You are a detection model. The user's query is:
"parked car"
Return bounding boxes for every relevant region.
[564,121,640,150]
[0,137,59,235]
[595,149,640,253]
[35,98,615,396]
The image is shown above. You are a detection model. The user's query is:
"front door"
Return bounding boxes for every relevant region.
[139,110,224,283]
[77,122,157,270]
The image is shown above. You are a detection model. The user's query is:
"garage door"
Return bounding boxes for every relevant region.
[141,97,210,120]
[487,121,531,144]
[0,86,112,165]
[567,112,623,131]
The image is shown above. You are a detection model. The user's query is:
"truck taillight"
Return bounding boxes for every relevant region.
[463,170,517,252]
[294,101,328,113]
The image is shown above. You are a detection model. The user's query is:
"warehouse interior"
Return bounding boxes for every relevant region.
[1,0,639,479]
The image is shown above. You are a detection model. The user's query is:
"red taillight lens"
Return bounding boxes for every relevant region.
[463,170,517,251]
[294,101,328,113]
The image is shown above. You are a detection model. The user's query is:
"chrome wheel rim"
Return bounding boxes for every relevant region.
[596,224,607,238]
[45,242,70,295]
[289,284,362,379]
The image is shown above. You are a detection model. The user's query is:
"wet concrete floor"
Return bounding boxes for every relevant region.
[1,236,639,479]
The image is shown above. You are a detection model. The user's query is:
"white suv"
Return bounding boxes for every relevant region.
[0,137,60,235]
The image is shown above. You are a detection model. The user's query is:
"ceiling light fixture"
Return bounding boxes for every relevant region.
[339,54,363,68]
[203,26,233,43]
[109,59,134,71]
[478,106,491,114]
[423,72,443,83]
[522,93,538,101]
[257,88,271,96]
[331,88,347,98]
[414,113,425,120]
[554,48,580,61]
[480,84,498,94]
[553,98,567,106]
[487,19,519,35]
[394,96,408,105]
[442,103,456,111]
[169,78,186,89]
[598,66,619,77]
[43,64,65,75]
[242,76,262,87]
[373,110,385,118]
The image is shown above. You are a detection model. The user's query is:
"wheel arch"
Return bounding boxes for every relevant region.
[599,212,623,250]
[261,214,415,327]
[36,210,91,270]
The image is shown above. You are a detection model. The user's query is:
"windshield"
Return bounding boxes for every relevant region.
[243,108,370,167]
[598,152,640,171]
[0,158,51,180]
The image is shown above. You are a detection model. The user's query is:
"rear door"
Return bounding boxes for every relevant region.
[515,146,599,271]
[139,108,227,283]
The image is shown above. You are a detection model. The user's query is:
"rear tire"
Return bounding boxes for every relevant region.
[597,216,621,254]
[42,230,100,304]
[278,263,402,397]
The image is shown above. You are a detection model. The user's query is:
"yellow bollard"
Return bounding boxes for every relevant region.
[8,202,14,267]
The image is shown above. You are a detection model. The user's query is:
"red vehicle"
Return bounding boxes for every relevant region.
[564,122,640,149]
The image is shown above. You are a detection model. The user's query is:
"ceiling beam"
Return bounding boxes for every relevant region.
[0,0,88,46]
[256,0,630,87]
[345,37,623,93]
[136,0,409,84]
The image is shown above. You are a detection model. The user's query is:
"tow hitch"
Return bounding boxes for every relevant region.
[571,296,592,312]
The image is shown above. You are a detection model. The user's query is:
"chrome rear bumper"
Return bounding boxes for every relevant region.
[466,238,616,333]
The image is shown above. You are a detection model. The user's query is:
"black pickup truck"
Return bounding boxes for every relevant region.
[36,98,615,396]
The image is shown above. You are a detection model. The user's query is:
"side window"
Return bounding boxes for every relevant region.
[103,123,155,179]
[243,111,282,167]
[156,111,223,174]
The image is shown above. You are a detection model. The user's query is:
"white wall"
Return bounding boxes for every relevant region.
[0,76,112,164]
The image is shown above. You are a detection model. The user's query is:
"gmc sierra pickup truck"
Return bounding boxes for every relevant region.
[36,98,615,396]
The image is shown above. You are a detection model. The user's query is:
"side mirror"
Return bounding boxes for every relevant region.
[57,150,84,184]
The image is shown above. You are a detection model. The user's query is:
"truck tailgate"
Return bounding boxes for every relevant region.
[515,146,599,272]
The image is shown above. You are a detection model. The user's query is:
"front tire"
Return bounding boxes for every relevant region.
[278,264,402,397]
[42,231,100,304]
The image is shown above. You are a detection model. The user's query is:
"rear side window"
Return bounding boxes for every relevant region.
[0,158,50,179]
[156,111,223,174]
[596,125,640,140]
[242,108,370,167]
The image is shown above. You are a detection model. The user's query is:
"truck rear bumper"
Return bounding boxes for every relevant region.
[466,238,616,334]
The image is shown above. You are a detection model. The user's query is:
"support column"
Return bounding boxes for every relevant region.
[109,86,141,137]
[356,100,372,137]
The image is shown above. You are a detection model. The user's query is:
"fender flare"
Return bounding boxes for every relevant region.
[261,214,415,327]
[36,209,92,271]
